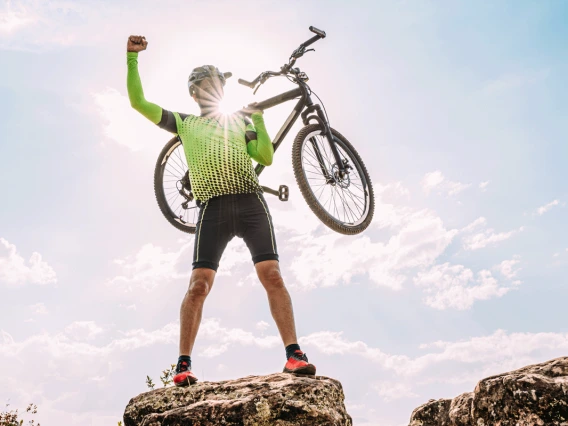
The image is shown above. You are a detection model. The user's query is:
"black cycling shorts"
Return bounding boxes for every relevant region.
[192,192,279,271]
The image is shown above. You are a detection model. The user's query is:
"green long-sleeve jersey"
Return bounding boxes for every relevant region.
[126,51,274,202]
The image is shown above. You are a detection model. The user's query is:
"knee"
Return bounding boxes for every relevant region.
[262,268,285,291]
[187,277,210,299]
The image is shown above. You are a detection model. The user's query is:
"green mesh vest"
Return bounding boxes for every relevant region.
[173,113,262,202]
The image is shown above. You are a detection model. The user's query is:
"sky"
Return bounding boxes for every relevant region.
[1,0,567,425]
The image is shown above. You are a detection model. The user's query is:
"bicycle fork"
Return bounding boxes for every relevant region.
[302,104,347,181]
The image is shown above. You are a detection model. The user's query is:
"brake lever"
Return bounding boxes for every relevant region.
[253,73,271,95]
[291,47,316,60]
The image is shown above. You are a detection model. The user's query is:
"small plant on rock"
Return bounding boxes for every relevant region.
[146,364,177,390]
[160,364,177,387]
[0,403,40,426]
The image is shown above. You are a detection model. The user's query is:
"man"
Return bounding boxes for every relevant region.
[126,35,316,386]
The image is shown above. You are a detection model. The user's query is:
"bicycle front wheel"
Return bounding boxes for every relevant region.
[154,136,199,234]
[292,124,375,235]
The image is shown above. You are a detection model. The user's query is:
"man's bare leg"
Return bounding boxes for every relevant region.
[255,260,297,347]
[179,267,216,356]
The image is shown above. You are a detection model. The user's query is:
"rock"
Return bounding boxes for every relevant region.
[409,398,452,426]
[123,372,352,426]
[408,357,568,426]
[448,392,473,426]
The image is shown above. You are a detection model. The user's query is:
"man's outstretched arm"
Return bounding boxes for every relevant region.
[126,35,163,125]
[246,111,274,166]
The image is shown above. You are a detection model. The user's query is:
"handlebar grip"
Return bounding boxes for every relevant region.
[238,78,255,88]
[302,34,321,49]
[309,26,326,38]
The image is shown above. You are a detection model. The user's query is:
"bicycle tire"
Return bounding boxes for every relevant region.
[292,124,375,235]
[154,136,198,234]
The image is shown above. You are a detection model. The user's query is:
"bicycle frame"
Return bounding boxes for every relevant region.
[242,82,345,180]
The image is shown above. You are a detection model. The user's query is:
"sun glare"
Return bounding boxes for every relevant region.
[218,86,246,115]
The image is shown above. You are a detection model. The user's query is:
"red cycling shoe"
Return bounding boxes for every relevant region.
[173,361,198,387]
[283,350,316,375]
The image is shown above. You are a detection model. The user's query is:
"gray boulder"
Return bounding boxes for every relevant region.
[409,356,568,425]
[123,372,352,426]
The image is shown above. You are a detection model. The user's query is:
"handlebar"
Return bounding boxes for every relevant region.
[309,26,326,38]
[238,26,326,90]
[238,78,256,88]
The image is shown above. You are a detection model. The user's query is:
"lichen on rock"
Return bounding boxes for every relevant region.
[123,372,352,425]
[408,357,568,426]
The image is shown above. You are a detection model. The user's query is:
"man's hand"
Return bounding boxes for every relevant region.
[240,107,264,117]
[127,35,148,53]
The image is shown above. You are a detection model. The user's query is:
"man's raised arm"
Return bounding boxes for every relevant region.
[126,35,163,125]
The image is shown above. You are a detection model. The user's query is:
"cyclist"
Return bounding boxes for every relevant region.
[125,35,316,386]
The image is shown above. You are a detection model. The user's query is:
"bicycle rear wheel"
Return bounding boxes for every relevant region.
[292,124,374,235]
[154,136,198,234]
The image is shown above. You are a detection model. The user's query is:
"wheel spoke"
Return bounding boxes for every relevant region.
[166,161,185,177]
[298,130,372,228]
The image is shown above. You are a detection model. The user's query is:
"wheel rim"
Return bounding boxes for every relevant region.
[300,130,371,227]
[159,140,199,229]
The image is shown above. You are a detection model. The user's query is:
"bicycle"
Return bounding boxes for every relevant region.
[154,26,375,235]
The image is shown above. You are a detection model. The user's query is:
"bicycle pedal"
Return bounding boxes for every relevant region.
[279,185,289,201]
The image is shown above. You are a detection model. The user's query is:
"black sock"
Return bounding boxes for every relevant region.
[285,343,301,360]
[177,355,191,371]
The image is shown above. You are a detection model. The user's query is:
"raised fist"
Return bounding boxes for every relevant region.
[127,35,148,53]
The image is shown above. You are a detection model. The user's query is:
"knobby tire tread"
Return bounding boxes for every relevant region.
[292,124,375,235]
[154,136,197,234]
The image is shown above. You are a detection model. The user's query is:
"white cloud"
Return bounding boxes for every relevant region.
[64,321,104,341]
[2,318,568,425]
[536,199,560,215]
[421,171,471,197]
[286,208,458,291]
[0,1,124,50]
[111,323,178,352]
[29,302,48,315]
[461,216,487,233]
[422,171,444,190]
[300,331,411,373]
[372,382,419,402]
[344,402,365,411]
[92,87,167,152]
[461,222,524,251]
[103,173,466,300]
[479,181,490,191]
[0,1,36,33]
[1,317,280,362]
[255,321,270,331]
[119,303,137,311]
[107,237,256,294]
[302,329,568,377]
[107,241,193,291]
[111,183,458,294]
[0,238,57,287]
[496,256,521,280]
[413,263,512,310]
[196,318,280,357]
[375,181,410,199]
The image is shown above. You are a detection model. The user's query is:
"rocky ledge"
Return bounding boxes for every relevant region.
[123,372,352,426]
[409,356,568,426]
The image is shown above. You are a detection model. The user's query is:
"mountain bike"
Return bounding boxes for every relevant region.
[154,26,375,235]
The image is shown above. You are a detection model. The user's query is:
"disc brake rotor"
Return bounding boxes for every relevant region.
[331,163,351,189]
